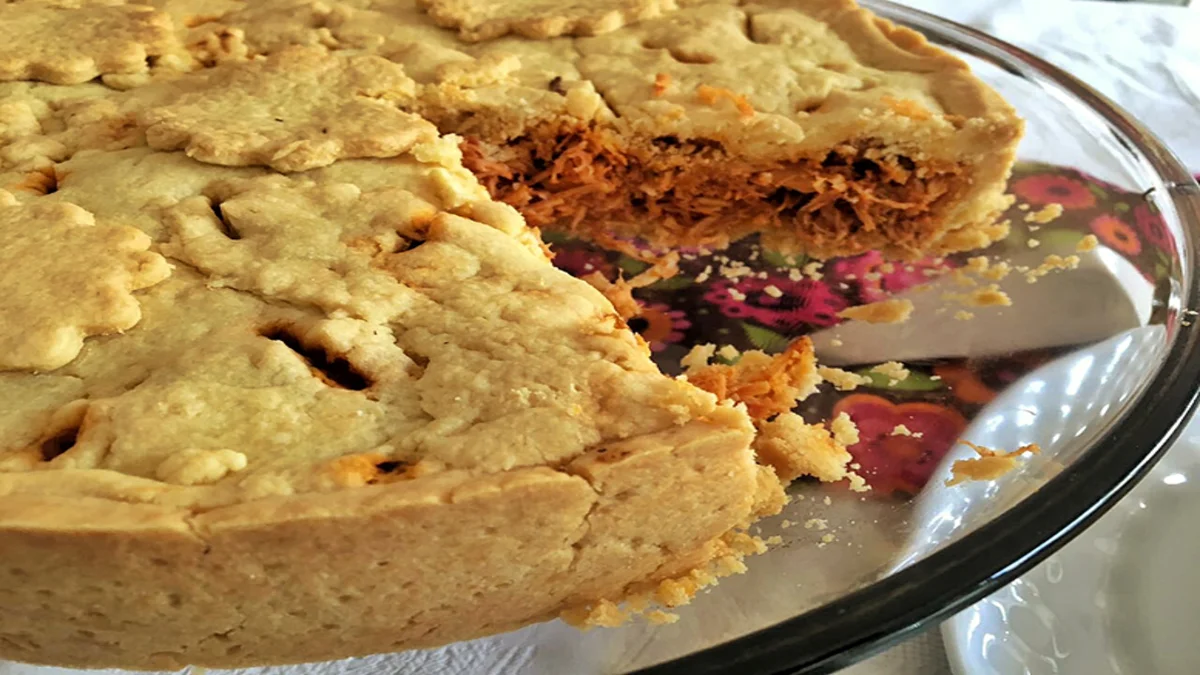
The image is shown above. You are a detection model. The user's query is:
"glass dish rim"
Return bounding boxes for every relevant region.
[633,3,1200,674]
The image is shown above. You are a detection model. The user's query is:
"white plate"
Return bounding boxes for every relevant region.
[942,382,1200,675]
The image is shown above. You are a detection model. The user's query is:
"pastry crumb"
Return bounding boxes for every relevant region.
[1077,234,1099,252]
[563,531,765,629]
[818,366,871,391]
[829,338,843,347]
[1025,254,1081,283]
[716,344,741,361]
[966,285,1012,307]
[847,472,870,492]
[752,411,853,484]
[763,284,783,298]
[870,361,909,381]
[646,610,679,625]
[954,310,975,321]
[945,440,1041,486]
[1024,203,1063,224]
[830,412,859,446]
[680,343,716,372]
[983,261,1012,281]
[965,256,990,274]
[838,298,914,324]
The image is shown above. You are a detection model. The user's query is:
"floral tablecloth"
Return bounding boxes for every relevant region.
[549,161,1176,499]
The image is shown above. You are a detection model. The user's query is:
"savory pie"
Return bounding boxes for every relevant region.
[0,0,1020,668]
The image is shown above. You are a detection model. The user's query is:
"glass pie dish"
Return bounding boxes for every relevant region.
[3,3,1200,675]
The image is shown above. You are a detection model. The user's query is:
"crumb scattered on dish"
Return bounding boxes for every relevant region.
[818,366,872,391]
[870,361,909,381]
[945,441,1041,486]
[838,298,914,324]
[1024,203,1063,224]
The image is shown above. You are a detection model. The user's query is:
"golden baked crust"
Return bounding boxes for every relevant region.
[0,0,1012,668]
[0,37,771,668]
[175,0,1021,258]
[0,2,177,86]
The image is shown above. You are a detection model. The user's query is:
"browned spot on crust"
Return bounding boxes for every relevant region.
[652,72,671,97]
[695,84,754,119]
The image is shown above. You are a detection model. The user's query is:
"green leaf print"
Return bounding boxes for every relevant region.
[646,275,693,290]
[541,230,573,245]
[617,257,649,276]
[742,323,791,353]
[1034,228,1085,250]
[762,248,807,269]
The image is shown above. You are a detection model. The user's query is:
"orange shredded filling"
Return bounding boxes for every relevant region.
[653,72,671,97]
[581,252,680,320]
[686,337,818,420]
[461,124,968,258]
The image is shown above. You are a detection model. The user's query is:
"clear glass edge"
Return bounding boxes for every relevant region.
[632,3,1200,674]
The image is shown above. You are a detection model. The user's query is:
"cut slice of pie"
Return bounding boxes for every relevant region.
[185,0,1023,259]
[0,0,1016,669]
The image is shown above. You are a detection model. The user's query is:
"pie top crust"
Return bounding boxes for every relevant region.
[0,1,1014,667]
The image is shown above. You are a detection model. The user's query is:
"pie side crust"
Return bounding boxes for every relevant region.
[0,408,755,670]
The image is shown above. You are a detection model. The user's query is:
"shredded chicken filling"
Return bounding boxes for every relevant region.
[461,124,968,257]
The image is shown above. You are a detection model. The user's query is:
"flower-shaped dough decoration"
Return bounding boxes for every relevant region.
[419,0,680,42]
[139,46,438,172]
[0,2,176,85]
[0,196,171,371]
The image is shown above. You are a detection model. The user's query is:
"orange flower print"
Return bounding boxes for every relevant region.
[629,302,690,352]
[934,364,996,406]
[1011,174,1096,210]
[1134,204,1173,252]
[1090,214,1142,256]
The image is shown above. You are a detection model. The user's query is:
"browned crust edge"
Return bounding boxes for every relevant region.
[0,407,756,669]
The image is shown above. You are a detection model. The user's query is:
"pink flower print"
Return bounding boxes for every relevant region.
[827,251,950,303]
[553,247,614,278]
[704,276,847,329]
[1011,174,1097,210]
